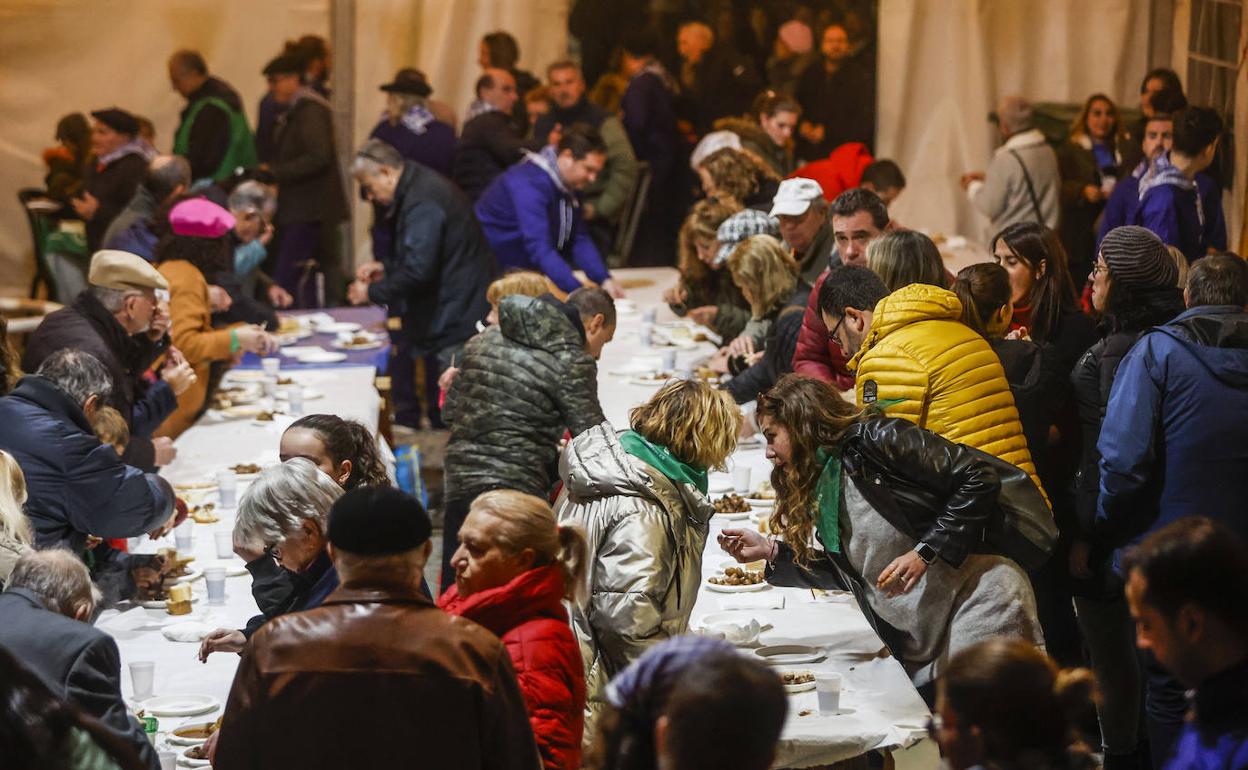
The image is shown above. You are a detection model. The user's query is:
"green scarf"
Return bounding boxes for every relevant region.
[813,447,843,554]
[619,431,708,495]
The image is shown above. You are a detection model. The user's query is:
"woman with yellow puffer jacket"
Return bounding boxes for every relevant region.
[844,282,1045,498]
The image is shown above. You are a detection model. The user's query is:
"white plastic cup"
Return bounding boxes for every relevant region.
[639,322,654,347]
[642,308,657,324]
[214,529,234,559]
[158,751,177,770]
[173,519,193,551]
[204,566,227,605]
[815,672,842,715]
[216,470,238,508]
[129,661,155,700]
[660,349,677,372]
[732,465,752,494]
[286,386,305,416]
[261,357,281,377]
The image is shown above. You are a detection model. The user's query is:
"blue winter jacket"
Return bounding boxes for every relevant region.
[1162,661,1248,770]
[0,376,173,551]
[1096,306,1248,551]
[474,149,611,293]
[1099,160,1225,255]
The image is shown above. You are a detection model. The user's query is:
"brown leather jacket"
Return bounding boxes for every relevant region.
[214,580,542,770]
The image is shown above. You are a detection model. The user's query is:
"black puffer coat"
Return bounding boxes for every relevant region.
[443,295,606,501]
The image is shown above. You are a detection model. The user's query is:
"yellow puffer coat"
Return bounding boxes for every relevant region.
[847,284,1045,496]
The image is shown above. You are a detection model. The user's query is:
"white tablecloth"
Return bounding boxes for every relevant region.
[98,365,380,741]
[597,268,933,768]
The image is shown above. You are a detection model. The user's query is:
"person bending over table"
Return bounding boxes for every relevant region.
[153,198,277,439]
[439,490,588,770]
[718,375,1046,686]
[198,458,342,660]
[555,379,739,739]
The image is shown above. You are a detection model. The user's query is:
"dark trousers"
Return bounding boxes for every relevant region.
[272,221,343,308]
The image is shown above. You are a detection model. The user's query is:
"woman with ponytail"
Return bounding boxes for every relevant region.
[933,637,1098,770]
[439,490,588,770]
[279,414,389,490]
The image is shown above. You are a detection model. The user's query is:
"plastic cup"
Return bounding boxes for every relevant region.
[660,349,677,372]
[642,308,657,324]
[216,470,238,508]
[158,751,177,770]
[261,357,281,377]
[129,661,155,700]
[286,386,305,416]
[214,529,234,559]
[639,322,654,347]
[732,465,752,494]
[204,566,227,605]
[173,519,193,552]
[815,672,842,715]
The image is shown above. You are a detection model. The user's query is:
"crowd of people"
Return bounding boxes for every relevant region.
[1,8,1246,770]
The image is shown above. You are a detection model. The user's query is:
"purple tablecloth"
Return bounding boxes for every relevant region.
[235,306,392,372]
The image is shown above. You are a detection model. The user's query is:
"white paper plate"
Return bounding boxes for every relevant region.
[754,645,826,665]
[607,362,658,376]
[178,748,212,767]
[780,671,817,693]
[138,596,200,610]
[218,404,265,420]
[172,567,203,584]
[275,386,324,401]
[221,370,269,382]
[707,477,733,494]
[143,694,220,717]
[713,510,752,521]
[166,723,217,746]
[746,497,775,508]
[704,577,770,593]
[311,321,361,334]
[294,350,348,364]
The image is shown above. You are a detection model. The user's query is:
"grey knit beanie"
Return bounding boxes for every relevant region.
[1099,226,1178,289]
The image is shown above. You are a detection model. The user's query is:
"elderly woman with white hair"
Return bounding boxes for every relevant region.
[198,458,342,660]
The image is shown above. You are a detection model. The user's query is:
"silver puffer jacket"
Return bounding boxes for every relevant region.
[554,422,714,732]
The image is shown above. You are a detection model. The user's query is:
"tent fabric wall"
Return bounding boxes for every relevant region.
[0,0,568,295]
[876,0,1153,243]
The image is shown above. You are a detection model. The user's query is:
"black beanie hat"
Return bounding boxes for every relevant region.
[327,486,432,555]
[90,108,140,136]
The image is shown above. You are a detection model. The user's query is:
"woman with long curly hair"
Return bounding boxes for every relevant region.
[695,147,780,211]
[719,374,1044,685]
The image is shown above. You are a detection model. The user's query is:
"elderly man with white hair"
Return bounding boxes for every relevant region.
[347,138,495,407]
[961,95,1061,233]
[0,549,161,769]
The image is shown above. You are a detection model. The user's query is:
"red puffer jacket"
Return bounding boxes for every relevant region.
[438,564,585,770]
[791,269,855,389]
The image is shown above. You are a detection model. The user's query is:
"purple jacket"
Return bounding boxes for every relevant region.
[1163,661,1248,770]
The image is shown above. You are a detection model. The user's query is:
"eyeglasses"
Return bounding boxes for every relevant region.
[826,314,846,346]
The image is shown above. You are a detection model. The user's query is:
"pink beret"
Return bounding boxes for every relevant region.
[169,198,235,238]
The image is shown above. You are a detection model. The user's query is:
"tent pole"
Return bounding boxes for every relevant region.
[330,0,356,271]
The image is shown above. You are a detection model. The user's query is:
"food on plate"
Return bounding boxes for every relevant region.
[173,718,222,741]
[692,331,710,342]
[254,411,275,422]
[166,582,192,615]
[277,316,302,334]
[694,367,720,382]
[188,502,218,524]
[781,671,815,686]
[635,371,673,382]
[340,333,377,348]
[712,494,751,513]
[230,463,261,474]
[174,481,216,491]
[798,709,814,717]
[186,745,209,760]
[708,566,764,586]
[276,376,295,385]
[668,325,692,340]
[750,481,776,500]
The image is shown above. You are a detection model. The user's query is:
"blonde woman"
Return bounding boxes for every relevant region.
[724,234,810,403]
[662,199,750,339]
[0,450,31,586]
[439,490,588,770]
[696,146,781,211]
[555,379,741,736]
[369,68,457,177]
[867,230,949,292]
[1057,93,1124,276]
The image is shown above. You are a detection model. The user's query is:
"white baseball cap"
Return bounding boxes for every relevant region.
[769,177,825,217]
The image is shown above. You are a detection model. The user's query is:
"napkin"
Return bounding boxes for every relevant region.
[162,621,216,643]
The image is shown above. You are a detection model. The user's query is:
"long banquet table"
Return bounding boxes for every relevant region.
[99,268,935,769]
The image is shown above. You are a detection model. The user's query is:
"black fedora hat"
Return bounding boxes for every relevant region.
[379,68,432,98]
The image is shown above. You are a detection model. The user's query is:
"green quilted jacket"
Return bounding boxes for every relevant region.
[443,294,606,501]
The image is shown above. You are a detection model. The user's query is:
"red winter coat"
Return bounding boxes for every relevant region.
[439,564,585,770]
[790,142,874,201]
[791,269,855,388]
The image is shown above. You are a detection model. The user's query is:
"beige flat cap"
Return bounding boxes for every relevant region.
[88,250,168,291]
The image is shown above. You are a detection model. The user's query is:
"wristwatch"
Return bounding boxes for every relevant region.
[913,542,937,565]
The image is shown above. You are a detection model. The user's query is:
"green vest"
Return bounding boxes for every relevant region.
[173,96,258,182]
